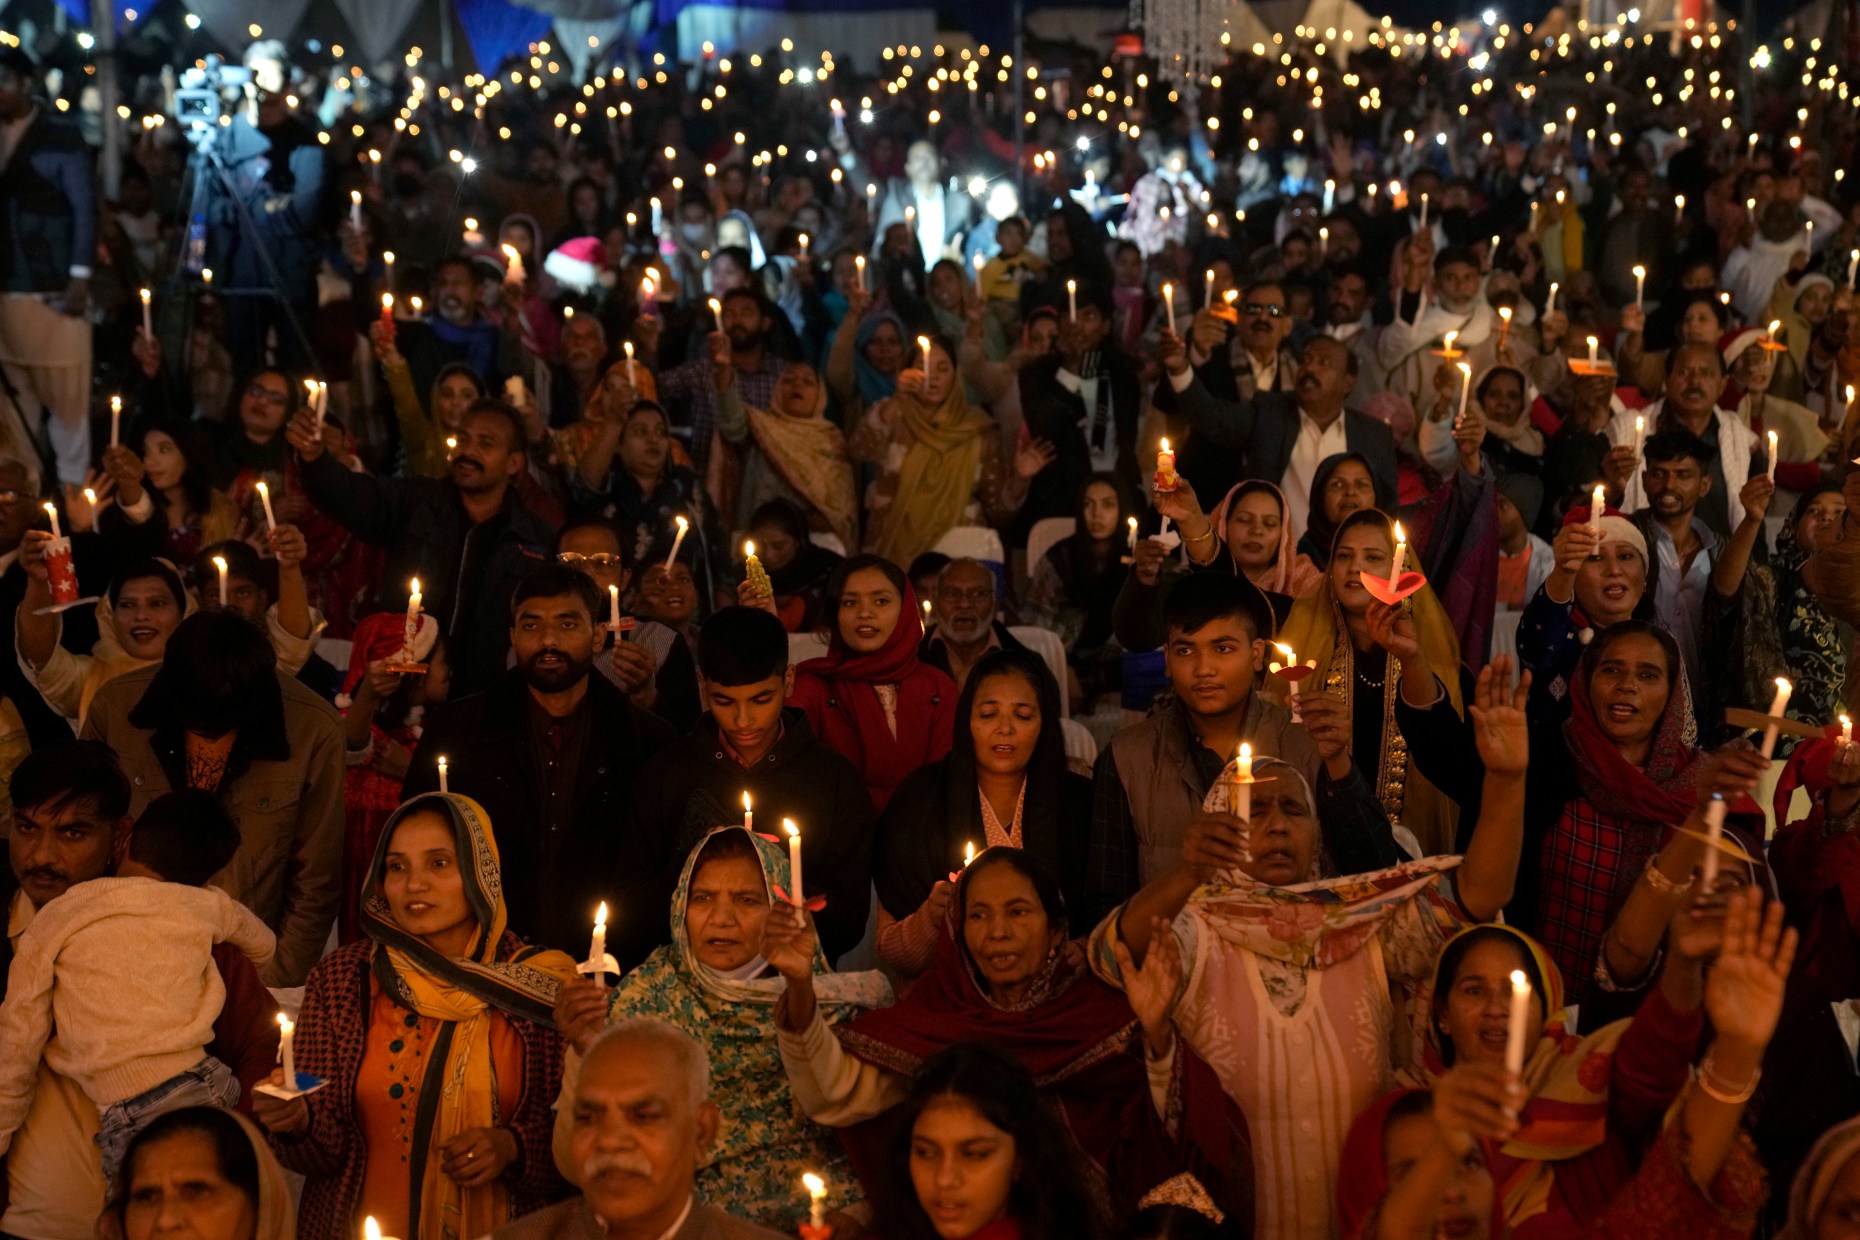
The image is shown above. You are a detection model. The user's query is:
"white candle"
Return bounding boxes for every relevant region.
[1389,521,1408,580]
[277,1013,296,1091]
[1767,429,1779,483]
[1319,226,1329,259]
[971,252,985,287]
[1126,515,1138,554]
[783,818,804,905]
[608,583,621,632]
[82,488,95,526]
[1634,414,1646,460]
[405,577,422,654]
[1204,268,1215,306]
[803,1172,827,1230]
[139,287,152,337]
[109,395,121,448]
[1675,194,1686,224]
[623,340,638,387]
[42,502,58,541]
[742,791,753,833]
[1849,250,1858,291]
[349,189,361,232]
[963,841,976,868]
[501,242,525,284]
[1418,192,1429,230]
[437,755,448,793]
[1067,278,1078,320]
[665,515,689,570]
[798,232,810,261]
[1504,970,1531,1075]
[1443,329,1459,355]
[855,254,867,292]
[1760,677,1793,759]
[1843,713,1853,746]
[587,901,608,976]
[255,480,276,532]
[213,555,228,606]
[1633,264,1646,308]
[917,335,932,366]
[1700,795,1727,886]
[1586,335,1600,368]
[383,250,394,287]
[1546,281,1559,315]
[1454,361,1472,429]
[1236,741,1252,825]
[1590,484,1607,534]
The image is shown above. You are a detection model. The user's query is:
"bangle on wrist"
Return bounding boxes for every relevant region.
[1693,1054,1760,1104]
[1642,858,1694,896]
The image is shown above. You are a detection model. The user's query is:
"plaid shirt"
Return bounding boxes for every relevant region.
[656,350,784,475]
[1536,798,1665,1006]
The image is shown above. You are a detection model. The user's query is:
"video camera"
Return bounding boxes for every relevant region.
[171,55,250,144]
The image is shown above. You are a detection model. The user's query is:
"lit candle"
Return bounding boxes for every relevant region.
[1443,329,1459,355]
[742,791,753,833]
[803,1172,828,1230]
[201,267,212,286]
[1675,194,1686,225]
[665,515,689,570]
[383,250,394,287]
[972,251,985,287]
[1843,713,1853,746]
[404,583,423,664]
[1767,429,1779,483]
[380,292,395,337]
[855,254,867,292]
[1849,250,1859,291]
[1067,278,1078,320]
[437,755,449,793]
[1768,319,1782,348]
[1156,437,1176,485]
[500,242,525,284]
[1390,521,1408,580]
[109,395,121,448]
[365,1217,382,1240]
[708,297,723,325]
[1760,677,1793,759]
[1497,305,1513,347]
[623,340,638,386]
[82,487,95,526]
[745,539,771,596]
[640,276,657,312]
[587,901,608,977]
[1634,414,1646,460]
[43,501,59,541]
[1418,191,1429,230]
[1318,226,1329,259]
[278,1013,296,1091]
[1161,282,1174,334]
[139,287,152,337]
[1700,794,1727,887]
[1204,267,1215,306]
[1586,335,1600,368]
[1590,484,1607,534]
[315,381,328,429]
[255,480,277,532]
[1633,264,1646,308]
[783,818,804,905]
[349,189,361,232]
[917,334,932,366]
[1126,515,1138,554]
[1454,362,1472,428]
[963,841,976,868]
[213,555,228,605]
[1504,970,1531,1076]
[1546,281,1559,315]
[608,583,621,632]
[798,232,810,262]
[1236,741,1252,825]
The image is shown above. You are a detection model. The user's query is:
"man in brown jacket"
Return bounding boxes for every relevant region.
[80,610,343,986]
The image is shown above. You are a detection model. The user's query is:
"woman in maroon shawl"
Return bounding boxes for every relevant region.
[765,846,1252,1232]
[789,554,957,812]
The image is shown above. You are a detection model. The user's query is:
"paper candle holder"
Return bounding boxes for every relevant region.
[1566,357,1617,377]
[576,951,620,978]
[1758,337,1789,353]
[253,1073,328,1100]
[1670,824,1757,867]
[32,537,99,614]
[1360,570,1428,605]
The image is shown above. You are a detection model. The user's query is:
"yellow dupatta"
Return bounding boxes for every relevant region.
[1266,510,1465,855]
[871,355,998,566]
[360,794,580,1240]
[746,364,861,551]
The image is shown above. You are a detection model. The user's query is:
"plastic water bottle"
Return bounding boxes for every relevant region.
[183,213,208,275]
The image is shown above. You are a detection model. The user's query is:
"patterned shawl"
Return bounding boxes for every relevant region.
[1209,479,1323,598]
[870,355,998,567]
[360,793,580,1239]
[745,364,860,551]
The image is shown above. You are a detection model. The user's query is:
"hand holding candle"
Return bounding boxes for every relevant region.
[278,1012,297,1091]
[255,480,277,532]
[744,540,772,597]
[1760,677,1793,759]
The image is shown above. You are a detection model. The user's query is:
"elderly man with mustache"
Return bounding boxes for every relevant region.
[496,1019,786,1240]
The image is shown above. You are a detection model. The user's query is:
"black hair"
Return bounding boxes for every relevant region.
[1162,571,1272,645]
[9,741,130,822]
[1474,365,1527,404]
[624,399,670,427]
[747,498,810,546]
[1302,333,1358,377]
[1664,340,1725,376]
[714,244,754,273]
[136,417,217,518]
[1435,245,1481,272]
[1581,618,1683,692]
[130,611,283,747]
[109,1107,260,1223]
[691,826,765,878]
[552,514,628,567]
[460,399,527,454]
[907,551,951,584]
[1429,927,1545,1067]
[106,557,185,612]
[431,361,487,400]
[434,254,476,283]
[1240,278,1284,302]
[1073,283,1115,320]
[129,790,241,886]
[1641,428,1715,470]
[1327,258,1373,287]
[697,606,789,686]
[721,285,766,312]
[511,564,602,621]
[194,540,269,598]
[1115,1205,1232,1240]
[958,845,1069,938]
[881,1041,1099,1240]
[826,553,909,614]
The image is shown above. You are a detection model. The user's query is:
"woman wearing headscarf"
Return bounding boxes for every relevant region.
[1763,269,1836,402]
[873,650,1092,976]
[1515,504,1653,727]
[374,333,487,479]
[790,555,956,812]
[851,333,1042,568]
[1782,1117,1860,1240]
[1208,479,1324,603]
[16,555,194,733]
[1022,472,1133,702]
[825,303,906,427]
[1090,662,1531,1240]
[739,499,844,632]
[252,793,575,1239]
[551,827,891,1231]
[1269,508,1474,857]
[1297,452,1381,569]
[767,846,1252,1231]
[718,359,859,550]
[1718,326,1828,483]
[107,1106,298,1240]
[547,358,658,489]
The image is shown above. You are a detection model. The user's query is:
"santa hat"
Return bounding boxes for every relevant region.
[338,610,439,707]
[1719,326,1766,369]
[544,237,613,294]
[1561,503,1648,564]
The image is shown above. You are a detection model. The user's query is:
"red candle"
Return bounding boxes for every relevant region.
[379,293,396,346]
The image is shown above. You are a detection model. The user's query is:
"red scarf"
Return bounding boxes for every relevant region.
[1562,664,1702,825]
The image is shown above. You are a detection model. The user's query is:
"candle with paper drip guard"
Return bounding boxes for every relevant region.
[665,515,690,570]
[1389,521,1408,581]
[783,819,804,905]
[255,480,277,533]
[212,555,228,606]
[1504,970,1531,1076]
[1436,329,1460,358]
[1268,642,1317,722]
[278,1012,297,1092]
[1760,677,1793,759]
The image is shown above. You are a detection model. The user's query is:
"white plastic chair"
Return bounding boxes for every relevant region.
[932,526,1006,567]
[787,631,830,667]
[1008,624,1071,718]
[315,638,353,671]
[1060,717,1098,776]
[1024,517,1077,577]
[808,531,848,556]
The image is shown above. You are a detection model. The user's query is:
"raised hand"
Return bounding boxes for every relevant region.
[762,900,820,983]
[1366,600,1422,662]
[1013,436,1059,479]
[553,976,611,1056]
[1694,740,1771,815]
[1469,658,1531,777]
[1178,814,1249,880]
[1704,887,1797,1057]
[1431,1060,1523,1153]
[285,409,326,462]
[1115,916,1184,1056]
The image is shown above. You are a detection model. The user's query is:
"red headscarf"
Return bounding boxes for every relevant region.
[1337,1088,1509,1240]
[798,575,930,689]
[1562,638,1704,825]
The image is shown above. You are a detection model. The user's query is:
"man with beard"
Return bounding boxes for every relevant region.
[0,743,280,1238]
[395,255,525,400]
[1322,260,1381,405]
[1624,430,1734,713]
[1162,330,1398,546]
[919,558,1029,694]
[545,312,611,429]
[1377,239,1497,409]
[1601,341,1765,540]
[288,399,553,697]
[657,288,785,476]
[405,567,676,960]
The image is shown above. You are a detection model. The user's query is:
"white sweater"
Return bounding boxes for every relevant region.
[0,877,275,1153]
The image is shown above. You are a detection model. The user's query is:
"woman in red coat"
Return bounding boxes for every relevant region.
[790,554,957,812]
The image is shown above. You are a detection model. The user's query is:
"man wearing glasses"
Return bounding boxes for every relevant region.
[1183,281,1300,403]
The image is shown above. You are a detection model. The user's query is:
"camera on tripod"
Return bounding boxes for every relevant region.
[171,55,250,142]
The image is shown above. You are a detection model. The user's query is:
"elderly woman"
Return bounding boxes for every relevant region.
[107,1106,297,1240]
[252,794,575,1239]
[718,359,858,550]
[766,846,1253,1231]
[552,826,890,1231]
[1089,659,1531,1240]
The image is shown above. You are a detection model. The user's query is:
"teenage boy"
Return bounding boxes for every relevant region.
[631,606,873,963]
[1085,572,1396,924]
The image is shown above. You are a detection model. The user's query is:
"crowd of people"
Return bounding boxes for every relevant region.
[2,6,1860,1239]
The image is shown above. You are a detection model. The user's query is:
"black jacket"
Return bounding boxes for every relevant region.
[918,622,1030,686]
[0,109,93,295]
[1014,352,1144,542]
[403,669,677,961]
[297,453,552,698]
[631,707,873,963]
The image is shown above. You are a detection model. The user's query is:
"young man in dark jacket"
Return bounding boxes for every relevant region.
[631,606,874,963]
[287,398,552,697]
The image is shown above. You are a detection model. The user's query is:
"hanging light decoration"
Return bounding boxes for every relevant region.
[1130,0,1231,83]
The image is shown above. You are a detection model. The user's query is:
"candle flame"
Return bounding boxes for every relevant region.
[782,817,800,839]
[1769,319,1782,336]
[743,791,752,812]
[1066,278,1077,292]
[256,480,269,498]
[83,488,95,504]
[917,335,931,358]
[1636,414,1645,433]
[365,1219,382,1240]
[1239,741,1251,760]
[382,292,393,310]
[350,189,360,205]
[500,242,520,263]
[277,1011,293,1031]
[624,340,634,360]
[212,554,228,575]
[1777,676,1793,692]
[1510,968,1528,992]
[595,901,607,929]
[744,540,756,558]
[1127,516,1138,530]
[1632,264,1646,278]
[1273,642,1295,660]
[1223,289,1239,304]
[1394,521,1407,545]
[110,394,121,413]
[964,841,976,866]
[803,1172,827,1198]
[1444,330,1458,349]
[675,515,689,532]
[1499,306,1512,321]
[139,287,151,304]
[1457,361,1471,378]
[1160,437,1171,453]
[409,577,421,596]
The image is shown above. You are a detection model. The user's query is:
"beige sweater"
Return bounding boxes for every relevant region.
[0,877,275,1152]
